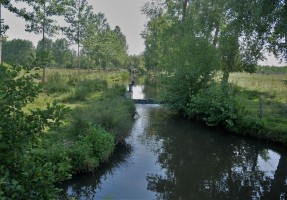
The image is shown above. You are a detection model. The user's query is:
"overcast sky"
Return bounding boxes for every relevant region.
[2,1,285,65]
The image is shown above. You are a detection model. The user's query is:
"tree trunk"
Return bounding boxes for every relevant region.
[42,66,46,83]
[213,24,220,47]
[42,2,46,83]
[182,0,188,22]
[221,69,229,88]
[0,3,2,64]
[77,5,80,77]
[77,41,80,76]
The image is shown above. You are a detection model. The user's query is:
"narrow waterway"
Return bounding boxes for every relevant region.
[60,79,287,200]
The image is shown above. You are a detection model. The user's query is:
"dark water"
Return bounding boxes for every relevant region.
[60,79,287,200]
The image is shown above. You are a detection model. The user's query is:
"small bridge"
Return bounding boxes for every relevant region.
[133,98,158,104]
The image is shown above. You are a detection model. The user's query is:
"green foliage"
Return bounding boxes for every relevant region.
[188,84,239,128]
[161,36,220,114]
[0,64,70,199]
[52,38,76,68]
[68,125,115,172]
[2,38,35,67]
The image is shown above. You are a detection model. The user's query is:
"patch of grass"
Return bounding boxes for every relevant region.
[69,86,135,142]
[230,72,287,101]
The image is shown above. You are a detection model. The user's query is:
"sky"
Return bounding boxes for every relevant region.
[2,1,286,65]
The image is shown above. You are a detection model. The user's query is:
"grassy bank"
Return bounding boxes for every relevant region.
[36,68,135,172]
[229,72,287,144]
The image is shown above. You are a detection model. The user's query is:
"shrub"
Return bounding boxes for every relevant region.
[67,125,114,173]
[161,36,220,115]
[188,84,239,129]
[232,115,264,136]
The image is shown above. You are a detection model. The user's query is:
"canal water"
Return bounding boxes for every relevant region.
[60,79,287,200]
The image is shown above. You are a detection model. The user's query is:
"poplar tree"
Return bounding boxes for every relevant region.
[64,0,93,74]
[25,0,66,82]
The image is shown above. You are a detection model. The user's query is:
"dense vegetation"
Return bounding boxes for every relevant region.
[142,0,287,144]
[0,64,135,199]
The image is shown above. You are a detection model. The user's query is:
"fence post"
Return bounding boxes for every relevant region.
[259,97,263,119]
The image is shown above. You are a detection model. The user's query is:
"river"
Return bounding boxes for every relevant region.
[60,78,287,200]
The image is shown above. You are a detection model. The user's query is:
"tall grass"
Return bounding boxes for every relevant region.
[28,68,135,174]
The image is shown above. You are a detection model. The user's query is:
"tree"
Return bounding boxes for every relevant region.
[2,38,35,66]
[64,0,94,74]
[25,0,66,82]
[35,37,55,69]
[82,12,110,69]
[52,38,75,68]
[0,3,9,63]
[85,29,128,70]
[142,0,287,86]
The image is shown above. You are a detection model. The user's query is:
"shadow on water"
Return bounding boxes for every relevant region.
[143,108,287,200]
[60,76,287,199]
[58,142,133,200]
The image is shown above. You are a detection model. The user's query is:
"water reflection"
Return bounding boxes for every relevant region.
[60,78,287,199]
[143,108,287,200]
[59,142,133,199]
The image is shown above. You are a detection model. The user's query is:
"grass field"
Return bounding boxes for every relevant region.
[230,72,287,101]
[229,72,287,143]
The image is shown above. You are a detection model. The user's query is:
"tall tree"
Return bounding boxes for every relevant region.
[25,0,65,82]
[64,0,93,74]
[35,37,55,68]
[52,38,75,68]
[0,3,9,63]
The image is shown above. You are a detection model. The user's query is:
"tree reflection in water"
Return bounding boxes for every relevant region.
[144,107,287,200]
[59,104,287,200]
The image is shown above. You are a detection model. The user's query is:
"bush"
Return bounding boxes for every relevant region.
[188,84,239,129]
[232,115,264,136]
[67,125,114,173]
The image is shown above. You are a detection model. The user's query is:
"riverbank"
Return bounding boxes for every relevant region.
[158,71,287,146]
[27,69,136,184]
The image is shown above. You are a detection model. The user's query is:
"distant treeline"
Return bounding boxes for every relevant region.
[257,65,287,74]
[2,38,145,71]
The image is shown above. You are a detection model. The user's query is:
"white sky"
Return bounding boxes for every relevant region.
[2,1,286,65]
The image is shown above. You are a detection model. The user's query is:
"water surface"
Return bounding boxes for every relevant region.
[60,80,287,200]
